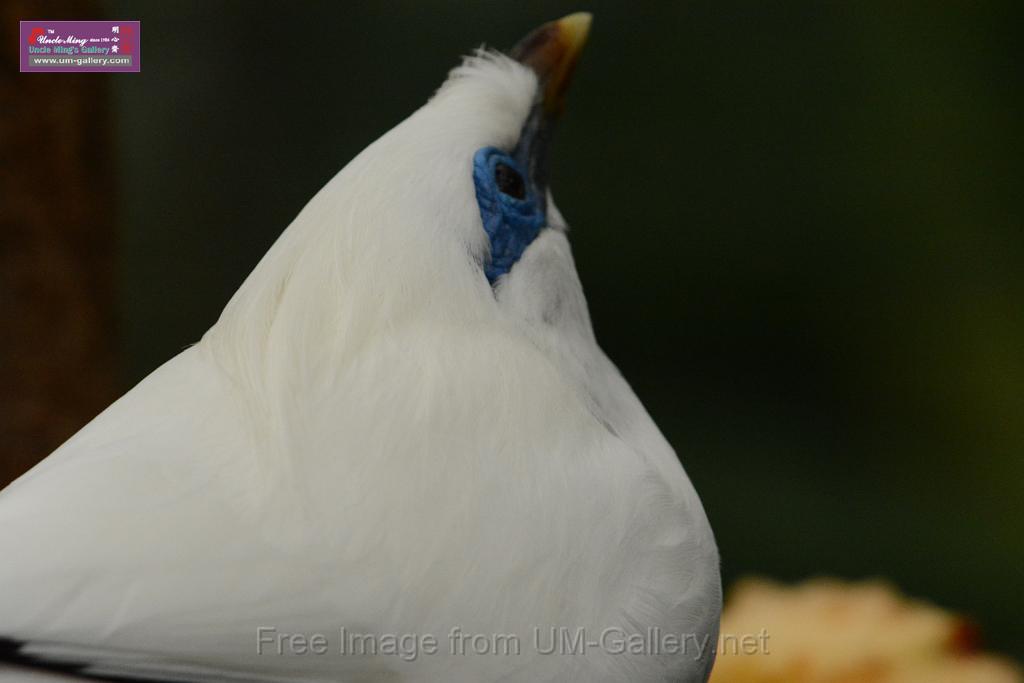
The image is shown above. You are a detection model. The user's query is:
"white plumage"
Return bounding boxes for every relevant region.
[0,15,721,683]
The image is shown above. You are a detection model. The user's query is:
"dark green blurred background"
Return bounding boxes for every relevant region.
[103,0,1022,657]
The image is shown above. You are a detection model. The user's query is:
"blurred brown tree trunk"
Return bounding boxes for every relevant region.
[0,0,119,487]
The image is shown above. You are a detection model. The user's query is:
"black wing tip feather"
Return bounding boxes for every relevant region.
[0,636,88,676]
[0,637,167,683]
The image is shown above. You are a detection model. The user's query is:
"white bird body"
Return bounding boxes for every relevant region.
[0,19,720,683]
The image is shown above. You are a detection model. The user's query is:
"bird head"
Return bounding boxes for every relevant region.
[469,12,591,285]
[210,14,598,385]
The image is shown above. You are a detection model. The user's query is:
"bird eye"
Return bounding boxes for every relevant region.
[494,162,526,200]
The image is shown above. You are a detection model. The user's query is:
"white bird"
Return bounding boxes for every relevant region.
[0,13,720,683]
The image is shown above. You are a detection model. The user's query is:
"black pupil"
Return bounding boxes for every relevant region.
[494,162,526,200]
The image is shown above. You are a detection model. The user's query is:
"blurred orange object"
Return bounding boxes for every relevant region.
[710,578,1022,683]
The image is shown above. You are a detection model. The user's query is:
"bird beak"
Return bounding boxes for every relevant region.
[510,12,592,117]
[509,12,592,212]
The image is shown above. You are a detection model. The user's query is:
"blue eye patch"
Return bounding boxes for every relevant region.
[472,147,546,285]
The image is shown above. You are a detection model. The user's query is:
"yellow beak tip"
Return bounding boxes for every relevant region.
[510,12,594,115]
[556,12,593,50]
